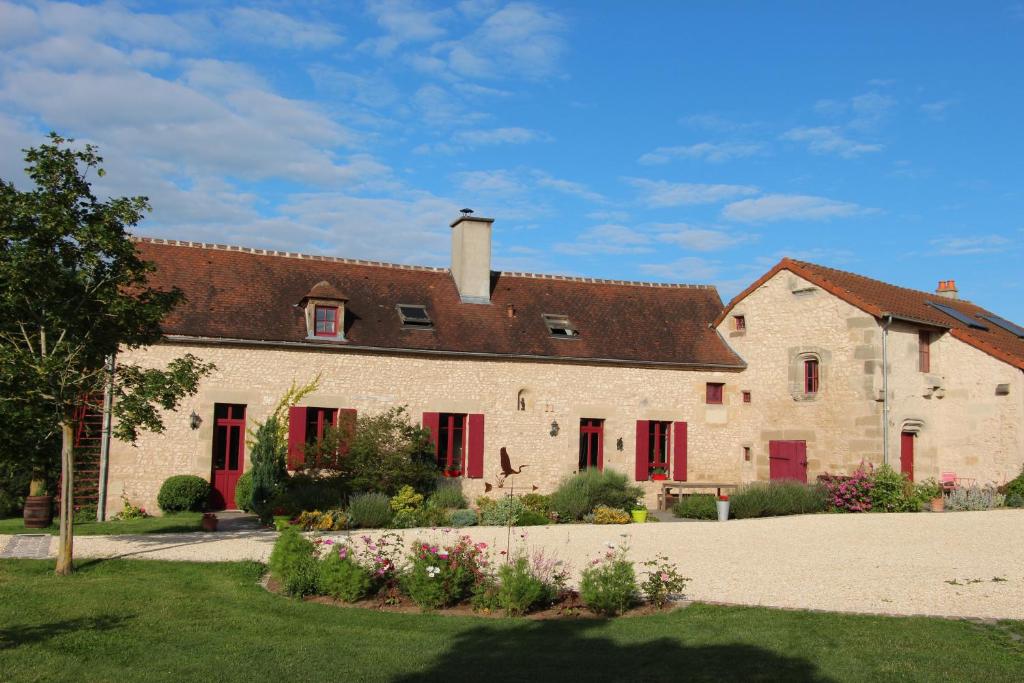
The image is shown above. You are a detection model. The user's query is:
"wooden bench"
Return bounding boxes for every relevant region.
[658,482,739,511]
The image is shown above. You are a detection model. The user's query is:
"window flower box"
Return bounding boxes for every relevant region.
[651,467,668,481]
[443,469,462,478]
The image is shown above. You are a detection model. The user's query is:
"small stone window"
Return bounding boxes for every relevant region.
[733,315,746,332]
[790,349,827,401]
[706,382,724,405]
[742,390,751,404]
[543,314,579,338]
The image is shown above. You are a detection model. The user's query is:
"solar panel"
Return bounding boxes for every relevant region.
[396,304,432,327]
[982,314,1024,338]
[926,302,988,330]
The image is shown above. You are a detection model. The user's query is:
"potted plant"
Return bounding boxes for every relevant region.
[650,466,668,481]
[201,512,218,532]
[916,478,944,512]
[630,503,648,523]
[716,494,730,522]
[443,467,462,478]
[23,479,53,529]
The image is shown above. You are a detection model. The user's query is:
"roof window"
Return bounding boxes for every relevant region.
[981,314,1024,338]
[542,314,579,338]
[396,304,433,329]
[926,302,988,330]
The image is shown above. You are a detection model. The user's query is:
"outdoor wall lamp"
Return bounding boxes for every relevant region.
[189,411,202,430]
[616,437,624,451]
[549,419,560,437]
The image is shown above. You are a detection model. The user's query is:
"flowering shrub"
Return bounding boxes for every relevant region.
[296,509,347,531]
[579,542,639,616]
[496,558,548,616]
[113,492,149,520]
[592,506,631,524]
[318,542,373,602]
[947,485,1005,511]
[818,467,874,512]
[640,554,689,608]
[269,526,319,596]
[869,464,920,512]
[401,536,492,610]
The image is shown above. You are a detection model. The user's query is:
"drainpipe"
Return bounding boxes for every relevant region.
[96,354,116,522]
[881,316,892,467]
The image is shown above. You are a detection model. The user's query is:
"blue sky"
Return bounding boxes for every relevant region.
[2,1,1023,319]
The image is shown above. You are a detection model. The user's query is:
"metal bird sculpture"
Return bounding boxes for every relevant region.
[496,447,527,488]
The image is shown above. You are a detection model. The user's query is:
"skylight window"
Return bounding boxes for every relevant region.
[396,304,433,328]
[926,302,988,330]
[981,314,1024,338]
[542,314,579,338]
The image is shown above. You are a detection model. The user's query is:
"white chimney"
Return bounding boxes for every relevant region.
[450,212,494,304]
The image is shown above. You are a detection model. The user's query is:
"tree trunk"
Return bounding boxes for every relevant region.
[55,420,75,576]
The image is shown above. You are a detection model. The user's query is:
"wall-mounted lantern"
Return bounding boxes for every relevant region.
[189,411,202,430]
[616,437,624,451]
[549,419,560,437]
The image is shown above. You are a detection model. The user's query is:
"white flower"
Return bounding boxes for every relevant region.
[606,541,616,549]
[426,565,440,578]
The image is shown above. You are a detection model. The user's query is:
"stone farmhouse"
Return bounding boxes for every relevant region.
[93,214,1023,516]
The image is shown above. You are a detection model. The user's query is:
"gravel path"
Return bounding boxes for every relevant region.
[2,510,1021,620]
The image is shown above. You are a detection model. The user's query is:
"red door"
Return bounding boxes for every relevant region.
[900,432,915,482]
[769,440,807,483]
[210,403,246,510]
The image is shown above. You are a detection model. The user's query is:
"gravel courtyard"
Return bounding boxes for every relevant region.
[2,510,1021,620]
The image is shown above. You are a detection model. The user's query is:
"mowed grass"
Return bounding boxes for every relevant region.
[0,513,203,536]
[1,560,1022,682]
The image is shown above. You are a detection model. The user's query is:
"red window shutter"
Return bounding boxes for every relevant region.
[287,406,308,470]
[466,414,485,478]
[634,420,650,481]
[672,421,687,482]
[422,412,440,460]
[337,409,356,455]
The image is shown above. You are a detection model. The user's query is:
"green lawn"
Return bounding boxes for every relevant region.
[0,560,1021,682]
[0,513,203,536]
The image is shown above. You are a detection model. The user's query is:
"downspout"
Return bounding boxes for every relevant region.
[96,354,116,522]
[881,315,892,466]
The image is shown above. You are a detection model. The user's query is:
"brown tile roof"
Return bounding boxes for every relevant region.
[719,258,1024,370]
[135,238,745,369]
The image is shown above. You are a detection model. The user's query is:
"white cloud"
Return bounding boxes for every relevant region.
[627,178,759,207]
[223,8,343,50]
[678,113,757,132]
[638,256,721,281]
[361,0,451,56]
[722,194,867,223]
[32,0,202,50]
[653,224,751,251]
[553,224,651,256]
[638,142,764,165]
[533,172,605,203]
[453,169,526,195]
[454,127,543,145]
[921,99,956,120]
[781,126,883,158]
[929,235,1011,255]
[411,84,487,126]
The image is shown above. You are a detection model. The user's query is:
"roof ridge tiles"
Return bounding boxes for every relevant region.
[785,257,976,306]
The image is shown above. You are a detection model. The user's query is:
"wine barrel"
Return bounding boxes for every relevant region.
[23,496,54,529]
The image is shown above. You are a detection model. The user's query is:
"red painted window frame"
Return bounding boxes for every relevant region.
[314,305,339,336]
[706,382,724,405]
[742,390,751,403]
[648,420,671,469]
[437,413,467,473]
[743,446,751,462]
[804,359,819,394]
[305,407,338,444]
[579,418,604,471]
[918,331,931,373]
[734,315,746,331]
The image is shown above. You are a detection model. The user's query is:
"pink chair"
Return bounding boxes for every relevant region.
[940,471,957,493]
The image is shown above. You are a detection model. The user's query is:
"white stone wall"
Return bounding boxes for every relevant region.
[107,342,749,514]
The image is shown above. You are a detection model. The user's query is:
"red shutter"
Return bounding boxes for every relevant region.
[635,420,650,481]
[422,412,440,461]
[287,406,308,470]
[672,421,687,481]
[337,409,356,455]
[467,413,485,478]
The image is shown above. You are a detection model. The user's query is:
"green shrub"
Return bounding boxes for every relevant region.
[497,557,549,616]
[428,482,467,510]
[401,536,487,610]
[672,494,717,520]
[157,475,210,513]
[278,473,347,516]
[947,485,1004,511]
[515,509,551,526]
[234,471,253,512]
[869,465,920,512]
[268,526,319,596]
[481,497,526,526]
[390,485,424,513]
[449,508,479,527]
[579,547,638,616]
[520,493,551,515]
[550,469,642,521]
[1005,493,1024,508]
[731,481,828,519]
[295,509,347,531]
[913,478,942,506]
[318,547,373,602]
[347,492,392,528]
[1001,468,1024,499]
[593,506,631,524]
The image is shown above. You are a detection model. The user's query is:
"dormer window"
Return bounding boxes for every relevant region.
[397,304,433,329]
[299,281,347,341]
[543,314,578,338]
[314,306,339,336]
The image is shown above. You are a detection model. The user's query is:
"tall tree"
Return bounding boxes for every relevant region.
[0,133,214,575]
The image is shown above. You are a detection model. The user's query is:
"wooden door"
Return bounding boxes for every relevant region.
[210,404,246,510]
[769,440,807,483]
[900,432,915,482]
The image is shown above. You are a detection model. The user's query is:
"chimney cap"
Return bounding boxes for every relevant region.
[937,280,958,291]
[450,213,495,228]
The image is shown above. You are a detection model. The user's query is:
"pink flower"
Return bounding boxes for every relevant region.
[660,573,669,582]
[323,539,334,545]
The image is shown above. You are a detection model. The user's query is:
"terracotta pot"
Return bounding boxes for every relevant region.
[443,470,462,478]
[651,473,668,481]
[201,513,218,532]
[23,495,54,529]
[930,497,944,513]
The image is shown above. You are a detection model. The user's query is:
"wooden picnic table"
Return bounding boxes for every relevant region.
[658,482,739,510]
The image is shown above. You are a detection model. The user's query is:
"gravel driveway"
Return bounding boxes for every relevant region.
[2,510,1021,620]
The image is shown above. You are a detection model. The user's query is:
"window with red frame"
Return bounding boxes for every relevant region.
[734,315,746,331]
[437,413,466,474]
[647,420,671,471]
[578,418,604,470]
[804,359,819,394]
[314,305,339,336]
[742,390,752,403]
[918,331,931,373]
[706,382,724,404]
[304,407,337,445]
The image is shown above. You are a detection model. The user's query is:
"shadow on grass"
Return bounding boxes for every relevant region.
[392,618,835,683]
[0,614,133,651]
